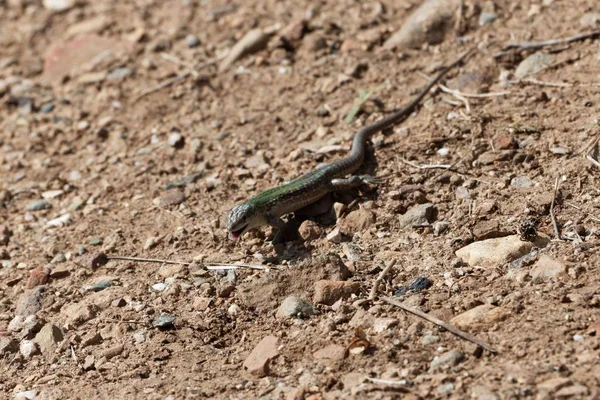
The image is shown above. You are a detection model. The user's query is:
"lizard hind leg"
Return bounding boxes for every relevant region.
[330,175,386,191]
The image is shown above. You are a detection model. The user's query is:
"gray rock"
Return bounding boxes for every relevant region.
[15,287,45,316]
[530,255,567,281]
[479,11,498,26]
[107,67,131,80]
[429,350,465,371]
[515,52,553,79]
[42,0,75,11]
[455,235,534,268]
[276,296,316,319]
[399,203,436,228]
[0,337,19,355]
[20,339,39,359]
[438,383,454,394]
[185,34,200,48]
[420,335,440,345]
[152,314,176,329]
[25,200,51,211]
[510,176,533,189]
[51,253,66,263]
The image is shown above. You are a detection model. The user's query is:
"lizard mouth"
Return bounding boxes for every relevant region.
[228,225,248,241]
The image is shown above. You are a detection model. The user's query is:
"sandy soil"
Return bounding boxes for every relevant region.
[1,0,599,399]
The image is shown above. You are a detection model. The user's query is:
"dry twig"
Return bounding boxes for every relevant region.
[494,30,600,57]
[380,296,497,353]
[585,154,600,170]
[106,255,271,270]
[369,259,397,300]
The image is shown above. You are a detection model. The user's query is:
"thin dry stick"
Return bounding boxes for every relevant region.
[380,296,497,353]
[585,154,600,169]
[399,157,452,170]
[503,30,600,51]
[369,259,397,300]
[549,176,562,240]
[366,377,411,386]
[513,78,573,88]
[106,255,270,270]
[438,83,511,98]
[135,72,190,100]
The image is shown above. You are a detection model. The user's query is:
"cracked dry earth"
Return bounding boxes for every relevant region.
[1,0,600,399]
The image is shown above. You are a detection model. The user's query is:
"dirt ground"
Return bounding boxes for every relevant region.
[1,0,600,399]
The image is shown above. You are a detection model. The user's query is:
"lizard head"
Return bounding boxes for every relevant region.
[226,203,266,241]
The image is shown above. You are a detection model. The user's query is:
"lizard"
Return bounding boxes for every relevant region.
[226,48,473,241]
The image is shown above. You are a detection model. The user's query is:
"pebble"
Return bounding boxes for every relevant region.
[450,304,510,330]
[152,283,167,292]
[394,276,432,296]
[227,304,241,317]
[192,296,212,311]
[298,220,323,241]
[50,253,66,263]
[326,227,343,243]
[433,221,450,235]
[276,296,317,319]
[313,280,360,305]
[573,334,584,342]
[479,11,498,25]
[530,255,567,281]
[219,28,270,71]
[42,0,75,11]
[218,283,235,298]
[8,315,25,332]
[83,355,95,371]
[168,132,185,148]
[373,318,398,333]
[82,280,113,293]
[81,331,103,347]
[0,337,18,355]
[144,236,160,250]
[384,0,460,50]
[25,200,51,211]
[455,235,534,267]
[580,12,600,28]
[510,176,534,189]
[107,67,131,80]
[313,344,347,361]
[420,335,440,345]
[40,103,55,113]
[398,203,436,228]
[515,52,553,79]
[243,335,279,377]
[437,383,454,394]
[61,303,96,326]
[88,237,103,246]
[34,324,63,354]
[46,213,71,227]
[337,208,375,236]
[26,267,49,289]
[159,190,186,207]
[15,287,45,316]
[185,34,200,47]
[20,340,39,359]
[429,349,464,372]
[14,391,36,400]
[102,344,124,359]
[152,314,176,329]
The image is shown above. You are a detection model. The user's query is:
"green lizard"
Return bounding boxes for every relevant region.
[227,49,472,241]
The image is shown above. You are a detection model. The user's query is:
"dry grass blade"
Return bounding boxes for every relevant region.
[380,296,497,353]
[106,255,271,270]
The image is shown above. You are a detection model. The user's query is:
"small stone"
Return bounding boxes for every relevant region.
[152,283,167,292]
[14,391,37,400]
[326,227,343,243]
[88,237,103,246]
[20,340,39,359]
[25,200,51,211]
[530,255,567,281]
[15,287,45,316]
[83,355,95,370]
[192,296,212,311]
[218,283,235,298]
[580,12,600,28]
[420,335,440,345]
[227,304,241,316]
[159,190,186,207]
[313,280,360,305]
[26,267,49,289]
[433,221,450,235]
[510,176,534,189]
[398,203,436,228]
[337,208,375,236]
[168,132,185,148]
[82,280,112,293]
[479,11,498,25]
[61,303,96,326]
[429,349,464,371]
[81,331,103,347]
[158,263,185,278]
[144,236,160,250]
[437,383,454,394]
[34,324,63,354]
[111,298,126,307]
[515,52,553,79]
[313,344,348,361]
[88,252,108,269]
[276,296,317,319]
[298,220,323,241]
[455,235,534,268]
[554,384,589,397]
[102,344,123,359]
[42,0,75,11]
[537,377,571,393]
[373,318,398,333]
[450,304,510,330]
[243,335,279,377]
[219,28,270,71]
[185,34,200,47]
[50,253,66,264]
[472,220,509,240]
[0,337,19,355]
[152,314,175,329]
